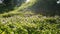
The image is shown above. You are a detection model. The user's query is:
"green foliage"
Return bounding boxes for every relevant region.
[0,0,60,34]
[0,0,26,13]
[0,11,60,34]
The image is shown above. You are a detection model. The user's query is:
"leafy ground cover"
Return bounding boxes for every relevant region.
[0,0,60,34]
[0,11,60,34]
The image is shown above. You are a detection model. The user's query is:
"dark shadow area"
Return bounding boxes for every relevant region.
[29,0,60,16]
[0,0,26,14]
[0,4,15,14]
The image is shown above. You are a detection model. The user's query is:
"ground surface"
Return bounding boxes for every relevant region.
[0,0,60,34]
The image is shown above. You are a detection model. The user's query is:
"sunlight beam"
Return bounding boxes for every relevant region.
[25,0,30,3]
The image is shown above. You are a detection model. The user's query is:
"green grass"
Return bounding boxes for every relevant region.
[0,0,60,34]
[0,11,60,34]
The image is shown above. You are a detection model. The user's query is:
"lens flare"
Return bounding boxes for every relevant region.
[25,0,30,3]
[57,0,60,4]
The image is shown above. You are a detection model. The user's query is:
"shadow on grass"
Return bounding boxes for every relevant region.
[31,7,60,17]
[0,4,15,14]
[29,3,60,16]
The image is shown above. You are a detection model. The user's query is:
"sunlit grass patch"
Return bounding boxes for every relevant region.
[0,0,60,34]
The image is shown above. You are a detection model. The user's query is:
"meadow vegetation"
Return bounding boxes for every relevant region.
[0,0,60,34]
